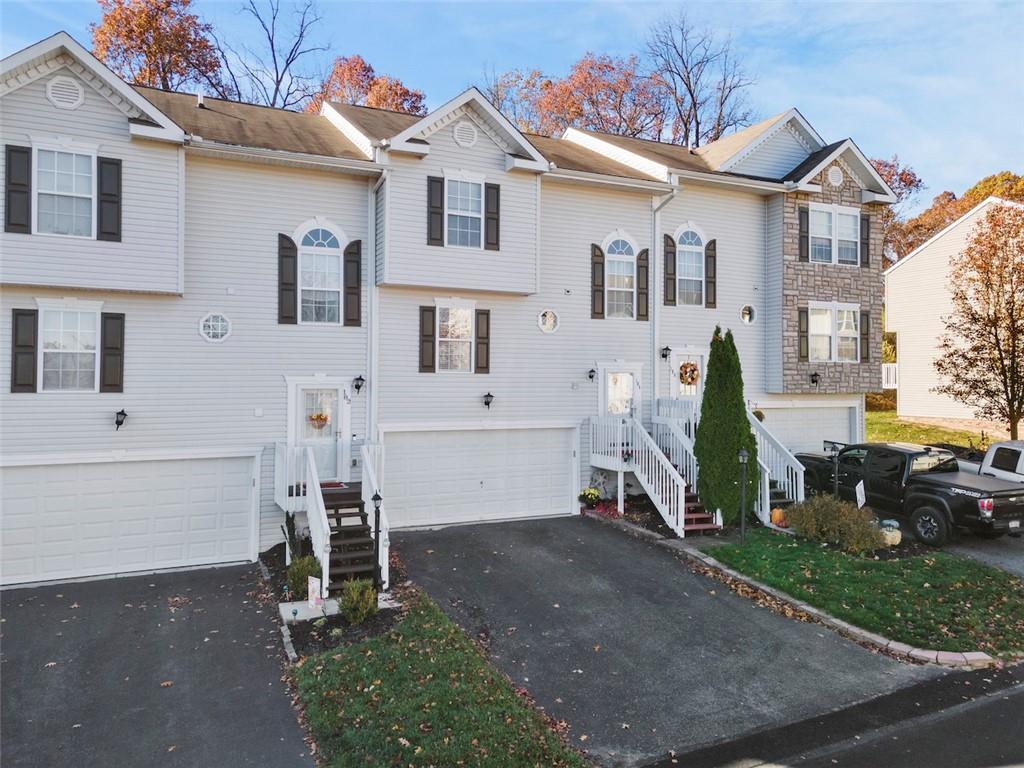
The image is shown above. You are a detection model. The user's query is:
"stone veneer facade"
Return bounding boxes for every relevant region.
[780,160,884,394]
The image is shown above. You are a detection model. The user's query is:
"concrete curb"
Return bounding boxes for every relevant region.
[583,510,1012,670]
[279,622,299,663]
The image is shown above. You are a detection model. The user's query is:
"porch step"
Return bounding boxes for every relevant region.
[326,508,366,520]
[329,562,376,578]
[682,523,721,532]
[683,513,713,523]
[330,523,371,539]
[331,535,373,548]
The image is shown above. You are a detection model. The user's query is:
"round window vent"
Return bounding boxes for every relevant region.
[453,120,478,148]
[46,75,84,110]
[537,309,559,334]
[827,166,844,188]
[740,305,756,324]
[199,313,232,343]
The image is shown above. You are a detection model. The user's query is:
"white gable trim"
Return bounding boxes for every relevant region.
[1,32,184,143]
[790,139,897,202]
[562,129,670,182]
[386,87,547,171]
[884,197,1024,276]
[718,109,825,172]
[320,102,375,160]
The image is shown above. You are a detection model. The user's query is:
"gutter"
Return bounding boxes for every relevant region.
[651,187,678,411]
[670,166,790,194]
[184,136,385,176]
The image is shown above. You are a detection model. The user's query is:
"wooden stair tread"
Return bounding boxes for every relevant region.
[329,562,376,576]
[331,536,374,547]
[326,508,366,518]
[682,523,721,531]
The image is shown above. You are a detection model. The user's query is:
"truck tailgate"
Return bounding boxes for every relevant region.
[993,490,1024,519]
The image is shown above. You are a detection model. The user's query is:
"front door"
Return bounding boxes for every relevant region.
[670,348,706,404]
[600,364,642,417]
[295,385,346,481]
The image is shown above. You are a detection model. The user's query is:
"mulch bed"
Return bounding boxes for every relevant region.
[872,536,932,561]
[288,607,404,656]
[261,542,290,602]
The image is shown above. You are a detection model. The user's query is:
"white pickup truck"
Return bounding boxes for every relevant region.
[958,441,1024,483]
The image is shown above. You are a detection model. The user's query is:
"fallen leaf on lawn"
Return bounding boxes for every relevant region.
[44,662,57,668]
[579,735,588,742]
[160,680,174,688]
[167,746,176,752]
[425,549,434,555]
[398,737,411,747]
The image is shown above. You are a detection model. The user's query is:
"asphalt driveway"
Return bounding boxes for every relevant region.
[1,565,310,768]
[395,517,940,767]
[947,532,1024,578]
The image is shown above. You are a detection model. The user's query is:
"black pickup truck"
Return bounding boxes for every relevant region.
[796,442,1024,546]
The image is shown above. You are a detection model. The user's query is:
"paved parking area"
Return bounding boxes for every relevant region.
[395,516,940,767]
[948,531,1024,578]
[1,565,311,768]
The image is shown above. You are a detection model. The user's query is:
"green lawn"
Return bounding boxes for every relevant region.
[712,530,1024,655]
[295,595,589,767]
[865,411,987,448]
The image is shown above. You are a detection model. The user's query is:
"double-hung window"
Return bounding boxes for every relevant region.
[299,227,342,323]
[809,301,860,363]
[446,179,482,248]
[677,230,704,305]
[36,149,94,238]
[809,202,860,265]
[39,302,101,391]
[437,304,474,372]
[605,238,636,319]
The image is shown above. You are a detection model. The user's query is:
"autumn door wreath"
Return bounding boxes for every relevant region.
[308,412,330,430]
[678,361,701,387]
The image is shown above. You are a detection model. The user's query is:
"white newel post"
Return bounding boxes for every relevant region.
[617,417,625,515]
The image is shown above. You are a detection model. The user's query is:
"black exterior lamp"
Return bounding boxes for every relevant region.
[353,375,365,394]
[810,372,820,386]
[115,409,127,430]
[588,368,597,381]
[483,392,495,409]
[737,448,750,544]
[661,346,672,360]
[371,492,383,590]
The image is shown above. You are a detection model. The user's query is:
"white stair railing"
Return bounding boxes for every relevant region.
[755,457,771,523]
[273,442,308,514]
[656,398,699,440]
[652,415,698,493]
[303,447,332,599]
[747,409,805,507]
[360,442,390,591]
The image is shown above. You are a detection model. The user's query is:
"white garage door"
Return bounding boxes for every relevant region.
[1,456,256,586]
[383,428,576,528]
[758,407,856,454]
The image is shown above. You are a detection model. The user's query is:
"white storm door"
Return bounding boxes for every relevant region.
[600,364,642,417]
[295,386,347,481]
[670,348,707,403]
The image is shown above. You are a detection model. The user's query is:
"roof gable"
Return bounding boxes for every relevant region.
[715,108,824,173]
[783,138,897,202]
[1,32,183,142]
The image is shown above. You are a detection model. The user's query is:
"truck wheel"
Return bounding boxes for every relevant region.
[911,507,949,547]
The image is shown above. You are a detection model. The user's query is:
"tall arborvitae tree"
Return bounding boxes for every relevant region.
[694,327,758,524]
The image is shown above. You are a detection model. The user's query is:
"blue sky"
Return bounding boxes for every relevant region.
[3,1,1021,214]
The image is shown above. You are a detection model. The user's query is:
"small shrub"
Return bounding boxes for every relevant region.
[340,578,378,625]
[865,391,896,411]
[785,495,885,554]
[287,555,321,597]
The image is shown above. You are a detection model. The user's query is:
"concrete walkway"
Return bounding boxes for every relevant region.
[394,516,940,767]
[1,565,311,768]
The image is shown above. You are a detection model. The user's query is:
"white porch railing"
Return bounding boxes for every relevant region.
[747,409,805,512]
[303,447,332,599]
[881,363,898,389]
[655,398,699,440]
[652,415,698,493]
[360,442,390,591]
[590,416,690,537]
[755,457,771,524]
[273,442,308,514]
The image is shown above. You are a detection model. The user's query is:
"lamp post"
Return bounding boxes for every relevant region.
[371,492,383,591]
[830,442,840,498]
[738,448,749,545]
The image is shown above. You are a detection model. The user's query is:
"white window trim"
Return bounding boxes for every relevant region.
[442,169,485,251]
[434,297,476,374]
[35,297,104,393]
[602,229,639,321]
[31,138,99,240]
[294,217,347,326]
[198,312,232,343]
[673,222,707,307]
[808,202,860,267]
[808,300,860,363]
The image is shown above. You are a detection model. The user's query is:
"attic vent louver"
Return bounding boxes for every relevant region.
[453,120,478,148]
[46,75,84,110]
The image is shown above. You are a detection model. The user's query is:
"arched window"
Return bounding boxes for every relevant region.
[677,229,704,306]
[298,224,342,323]
[605,237,636,319]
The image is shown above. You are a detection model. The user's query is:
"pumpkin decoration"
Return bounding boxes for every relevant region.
[678,361,700,387]
[770,507,788,528]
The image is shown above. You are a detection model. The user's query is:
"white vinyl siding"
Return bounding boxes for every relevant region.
[764,193,785,392]
[730,125,810,179]
[0,67,182,293]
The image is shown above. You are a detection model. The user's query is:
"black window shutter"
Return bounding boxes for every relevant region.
[663,234,676,306]
[591,244,605,319]
[96,157,122,242]
[484,183,500,251]
[860,214,871,268]
[427,176,444,246]
[704,239,717,308]
[343,239,361,327]
[5,145,31,234]
[798,308,809,361]
[10,308,37,392]
[860,311,870,362]
[278,234,298,324]
[798,206,809,262]
[636,248,649,321]
[419,306,436,373]
[475,309,490,373]
[100,313,125,393]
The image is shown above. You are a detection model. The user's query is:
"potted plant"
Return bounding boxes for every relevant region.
[578,487,601,510]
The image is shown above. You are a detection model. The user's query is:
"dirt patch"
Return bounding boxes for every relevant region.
[288,607,404,657]
[260,542,289,602]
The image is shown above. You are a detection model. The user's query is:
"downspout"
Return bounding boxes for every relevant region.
[367,168,390,445]
[651,186,678,418]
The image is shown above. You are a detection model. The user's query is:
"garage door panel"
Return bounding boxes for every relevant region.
[759,407,855,454]
[1,456,255,585]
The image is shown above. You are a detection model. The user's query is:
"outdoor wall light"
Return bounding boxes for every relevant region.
[661,346,672,360]
[353,375,366,393]
[737,448,749,466]
[810,372,820,386]
[588,368,597,381]
[483,392,495,409]
[114,409,128,430]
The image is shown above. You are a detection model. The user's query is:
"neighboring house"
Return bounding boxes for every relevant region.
[885,197,1022,421]
[0,32,896,588]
